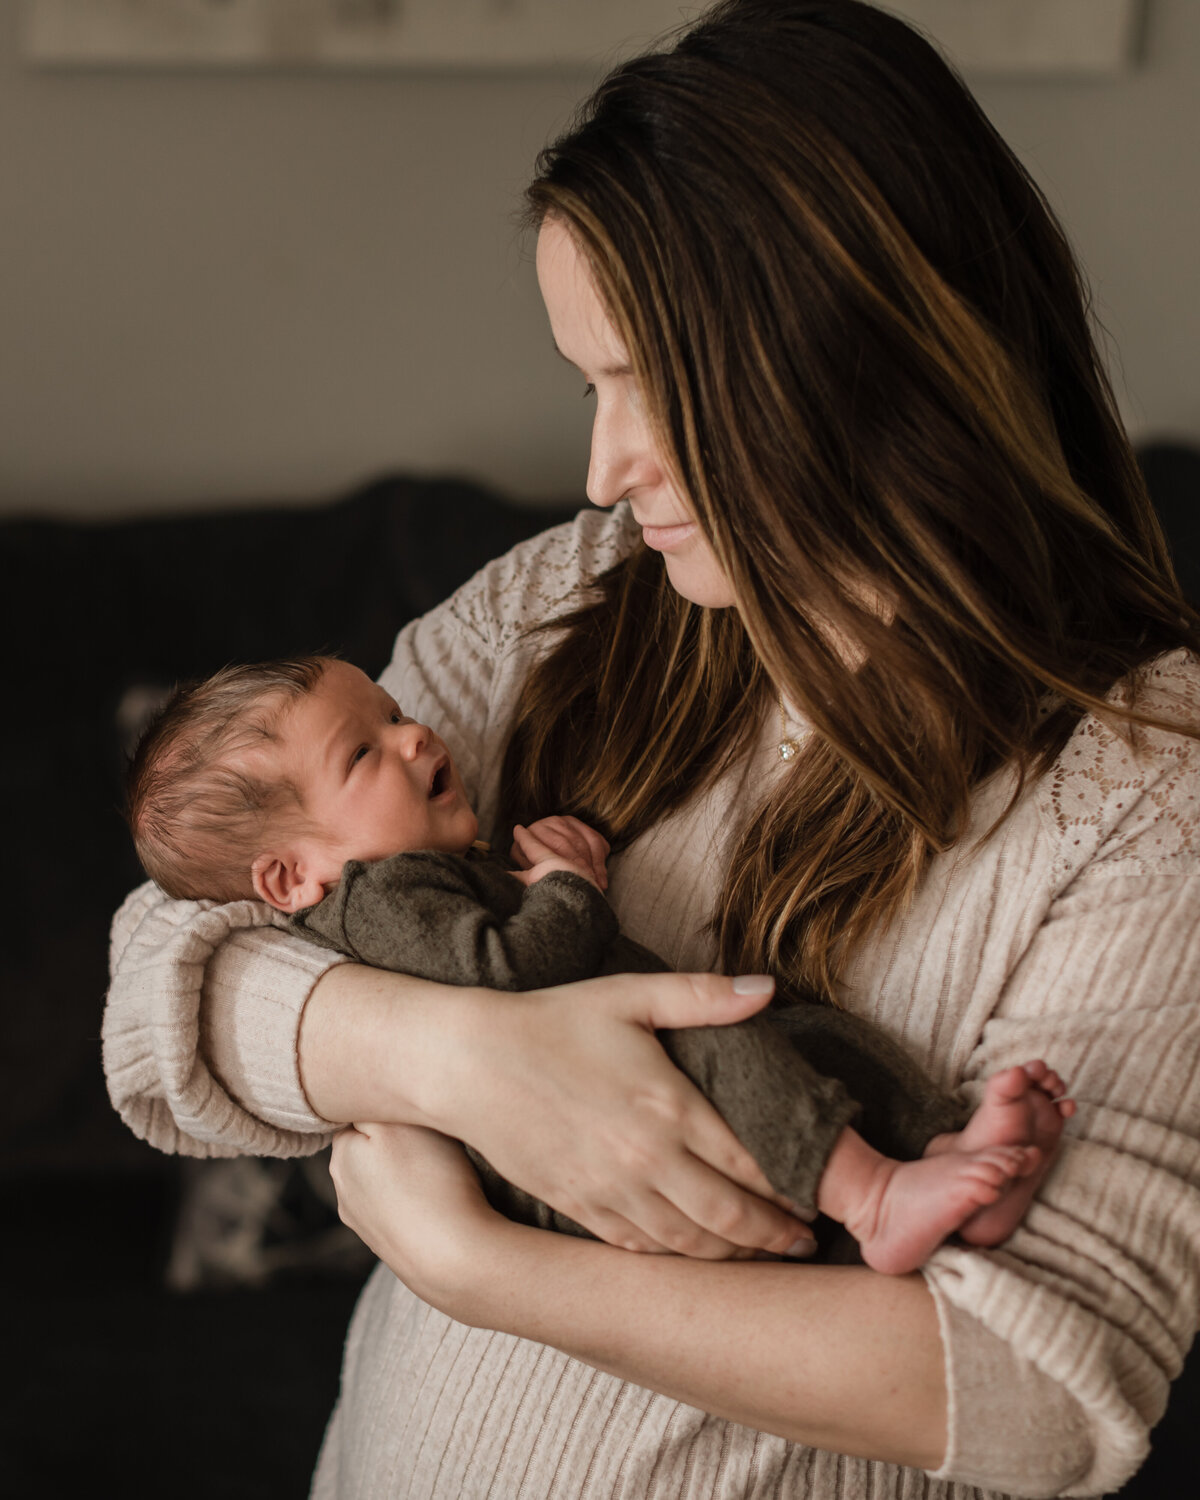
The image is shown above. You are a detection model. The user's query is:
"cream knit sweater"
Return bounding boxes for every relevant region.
[104,507,1200,1500]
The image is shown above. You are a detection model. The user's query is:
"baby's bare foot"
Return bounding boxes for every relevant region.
[849,1146,1034,1276]
[927,1062,1075,1247]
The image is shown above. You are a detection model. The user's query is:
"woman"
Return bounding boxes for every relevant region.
[105,1,1200,1495]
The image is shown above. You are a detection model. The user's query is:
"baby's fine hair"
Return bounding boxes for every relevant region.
[125,655,334,902]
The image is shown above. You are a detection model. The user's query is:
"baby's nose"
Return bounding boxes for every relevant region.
[399,721,430,757]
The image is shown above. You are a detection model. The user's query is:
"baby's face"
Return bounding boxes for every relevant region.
[266,661,479,884]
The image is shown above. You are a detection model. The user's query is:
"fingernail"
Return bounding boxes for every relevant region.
[732,974,774,996]
[787,1237,817,1259]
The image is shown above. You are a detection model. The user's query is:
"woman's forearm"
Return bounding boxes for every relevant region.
[298,963,487,1127]
[452,1224,947,1470]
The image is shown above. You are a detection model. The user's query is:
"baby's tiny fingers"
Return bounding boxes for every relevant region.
[558,817,610,888]
[509,826,533,869]
[513,824,556,863]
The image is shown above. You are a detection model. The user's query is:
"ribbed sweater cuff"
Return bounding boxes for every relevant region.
[925,1273,1094,1497]
[202,923,350,1141]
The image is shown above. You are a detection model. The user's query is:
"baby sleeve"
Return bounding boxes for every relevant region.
[292,855,624,991]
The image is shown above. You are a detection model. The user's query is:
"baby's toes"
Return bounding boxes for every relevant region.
[980,1145,1032,1183]
[984,1065,1032,1106]
[1033,1065,1067,1099]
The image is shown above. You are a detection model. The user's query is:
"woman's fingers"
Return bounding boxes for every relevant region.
[441,972,812,1258]
[566,1133,813,1257]
[579,1190,801,1259]
[329,1123,522,1312]
[613,968,778,1028]
[644,1166,812,1257]
[674,1087,807,1214]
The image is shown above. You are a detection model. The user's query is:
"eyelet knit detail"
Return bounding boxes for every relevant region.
[448,502,641,656]
[1044,650,1200,886]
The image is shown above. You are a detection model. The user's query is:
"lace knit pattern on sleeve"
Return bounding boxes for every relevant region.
[1044,649,1200,885]
[444,503,641,660]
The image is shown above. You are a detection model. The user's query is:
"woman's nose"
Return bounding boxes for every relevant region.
[586,400,659,509]
[586,436,626,509]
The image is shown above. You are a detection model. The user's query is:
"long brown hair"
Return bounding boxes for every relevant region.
[506,0,1200,1000]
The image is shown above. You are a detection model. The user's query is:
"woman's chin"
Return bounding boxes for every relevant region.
[662,551,738,609]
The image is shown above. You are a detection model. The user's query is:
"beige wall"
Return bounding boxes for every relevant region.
[1,1,1196,519]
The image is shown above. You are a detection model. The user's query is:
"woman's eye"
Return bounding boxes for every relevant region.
[582,382,596,399]
[389,712,402,724]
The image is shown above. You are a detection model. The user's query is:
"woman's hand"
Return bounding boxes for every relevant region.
[300,964,814,1259]
[436,970,814,1260]
[330,1122,505,1312]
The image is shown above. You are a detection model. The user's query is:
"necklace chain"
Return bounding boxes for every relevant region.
[777,692,801,762]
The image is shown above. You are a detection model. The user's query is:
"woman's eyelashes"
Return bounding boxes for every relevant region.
[582,382,596,399]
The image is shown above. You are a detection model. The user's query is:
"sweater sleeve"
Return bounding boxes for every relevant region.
[102,881,344,1156]
[924,663,1200,1496]
[292,855,622,991]
[102,505,640,1157]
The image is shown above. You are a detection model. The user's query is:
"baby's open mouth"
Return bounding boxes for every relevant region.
[428,759,450,799]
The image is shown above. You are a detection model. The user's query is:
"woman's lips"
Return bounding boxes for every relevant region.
[640,520,697,552]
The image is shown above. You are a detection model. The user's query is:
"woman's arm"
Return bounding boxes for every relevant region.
[104,883,343,1156]
[489,1232,947,1468]
[300,964,814,1258]
[104,878,811,1253]
[330,1120,948,1470]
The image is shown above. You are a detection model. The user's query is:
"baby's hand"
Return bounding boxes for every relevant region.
[510,855,598,889]
[511,816,610,891]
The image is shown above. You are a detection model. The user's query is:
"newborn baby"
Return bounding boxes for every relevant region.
[125,655,1072,1274]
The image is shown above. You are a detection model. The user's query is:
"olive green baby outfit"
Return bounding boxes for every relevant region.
[289,846,966,1235]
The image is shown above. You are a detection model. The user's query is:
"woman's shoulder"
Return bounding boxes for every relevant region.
[438,503,640,657]
[1038,648,1200,886]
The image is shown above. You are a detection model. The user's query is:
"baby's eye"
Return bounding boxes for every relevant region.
[582,382,596,400]
[352,745,369,764]
[389,711,402,725]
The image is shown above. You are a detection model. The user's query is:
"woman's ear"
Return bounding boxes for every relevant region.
[251,850,328,913]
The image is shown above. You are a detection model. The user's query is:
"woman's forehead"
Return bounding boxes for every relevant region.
[535,220,629,372]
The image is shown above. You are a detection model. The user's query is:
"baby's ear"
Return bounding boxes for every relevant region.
[251,851,326,913]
